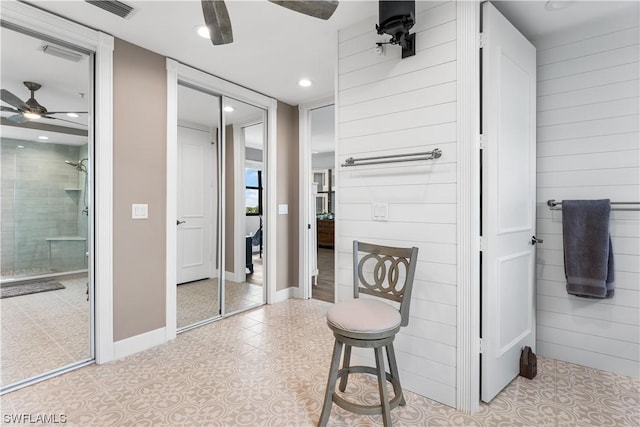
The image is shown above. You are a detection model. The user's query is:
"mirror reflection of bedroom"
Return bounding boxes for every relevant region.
[310,104,335,303]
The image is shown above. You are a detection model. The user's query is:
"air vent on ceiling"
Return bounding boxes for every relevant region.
[85,0,134,19]
[41,43,84,62]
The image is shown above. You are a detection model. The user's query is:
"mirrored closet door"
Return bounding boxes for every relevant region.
[176,83,221,330]
[222,97,266,315]
[1,24,94,391]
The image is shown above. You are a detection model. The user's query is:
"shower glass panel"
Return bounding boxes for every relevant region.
[223,97,266,315]
[176,82,222,330]
[0,24,93,390]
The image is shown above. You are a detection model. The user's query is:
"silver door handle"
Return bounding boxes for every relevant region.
[177,220,186,225]
[531,235,543,245]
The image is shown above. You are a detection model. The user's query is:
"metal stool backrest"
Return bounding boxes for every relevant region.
[352,240,419,327]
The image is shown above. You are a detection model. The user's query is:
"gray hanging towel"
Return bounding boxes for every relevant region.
[562,199,615,298]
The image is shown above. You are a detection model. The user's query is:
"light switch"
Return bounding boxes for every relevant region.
[132,204,148,219]
[372,203,388,221]
[278,204,288,215]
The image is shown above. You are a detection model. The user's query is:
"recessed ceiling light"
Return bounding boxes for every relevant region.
[298,78,313,88]
[67,112,80,118]
[37,136,49,140]
[17,145,24,149]
[545,0,573,11]
[196,25,210,39]
[224,106,235,113]
[24,112,41,120]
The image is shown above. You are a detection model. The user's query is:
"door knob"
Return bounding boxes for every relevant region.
[531,235,543,245]
[177,220,186,225]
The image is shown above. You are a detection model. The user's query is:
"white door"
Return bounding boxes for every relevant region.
[177,125,216,284]
[481,2,537,403]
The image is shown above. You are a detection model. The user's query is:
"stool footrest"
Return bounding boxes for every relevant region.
[331,365,404,416]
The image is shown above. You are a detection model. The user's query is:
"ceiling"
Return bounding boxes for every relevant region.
[24,0,379,106]
[493,1,637,43]
[2,0,635,146]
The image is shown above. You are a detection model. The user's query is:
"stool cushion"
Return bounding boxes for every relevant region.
[327,299,401,335]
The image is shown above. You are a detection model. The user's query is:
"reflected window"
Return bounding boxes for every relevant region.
[245,168,262,215]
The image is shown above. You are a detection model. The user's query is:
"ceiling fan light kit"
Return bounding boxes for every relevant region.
[376,0,416,59]
[1,81,88,130]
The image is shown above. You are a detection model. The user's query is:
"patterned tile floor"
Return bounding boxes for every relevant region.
[1,263,264,388]
[0,275,91,388]
[1,298,638,426]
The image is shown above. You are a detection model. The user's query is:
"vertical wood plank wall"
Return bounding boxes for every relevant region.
[336,1,458,405]
[534,8,640,379]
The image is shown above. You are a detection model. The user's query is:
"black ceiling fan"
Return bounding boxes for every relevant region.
[201,0,339,45]
[1,81,87,126]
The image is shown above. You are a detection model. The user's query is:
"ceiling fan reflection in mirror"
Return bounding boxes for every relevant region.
[1,81,87,126]
[201,0,339,45]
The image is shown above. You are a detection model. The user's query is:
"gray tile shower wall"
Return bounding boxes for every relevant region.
[1,138,88,278]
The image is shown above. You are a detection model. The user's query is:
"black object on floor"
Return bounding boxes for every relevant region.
[520,346,537,379]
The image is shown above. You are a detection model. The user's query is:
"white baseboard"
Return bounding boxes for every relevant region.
[274,286,296,303]
[225,271,246,282]
[113,327,167,360]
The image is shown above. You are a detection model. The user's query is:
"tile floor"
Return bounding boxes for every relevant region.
[2,260,264,389]
[1,298,638,426]
[0,275,90,388]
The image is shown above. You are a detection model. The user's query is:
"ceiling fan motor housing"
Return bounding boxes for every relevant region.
[24,81,48,114]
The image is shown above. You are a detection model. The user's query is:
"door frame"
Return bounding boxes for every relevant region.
[165,59,277,341]
[232,116,266,284]
[455,0,481,413]
[298,97,335,301]
[1,2,115,367]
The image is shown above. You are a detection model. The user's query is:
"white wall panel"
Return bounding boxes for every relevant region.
[537,62,638,96]
[336,5,459,405]
[534,12,640,379]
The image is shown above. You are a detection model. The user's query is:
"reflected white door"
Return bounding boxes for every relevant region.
[177,125,216,284]
[481,2,537,402]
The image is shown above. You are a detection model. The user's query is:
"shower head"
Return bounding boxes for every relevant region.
[65,158,88,173]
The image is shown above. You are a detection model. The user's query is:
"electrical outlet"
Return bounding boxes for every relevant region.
[372,203,388,221]
[132,204,148,219]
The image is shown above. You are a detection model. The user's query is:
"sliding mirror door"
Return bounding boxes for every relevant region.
[175,83,221,330]
[1,24,93,391]
[222,97,266,314]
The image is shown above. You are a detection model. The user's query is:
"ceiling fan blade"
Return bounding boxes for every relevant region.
[1,89,29,111]
[43,115,88,127]
[1,106,19,113]
[268,0,338,20]
[45,111,89,115]
[201,0,233,45]
[7,113,26,124]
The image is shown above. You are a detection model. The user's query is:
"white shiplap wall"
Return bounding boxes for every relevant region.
[336,1,458,406]
[534,7,640,379]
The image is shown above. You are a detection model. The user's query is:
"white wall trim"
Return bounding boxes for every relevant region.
[165,59,179,341]
[113,327,167,360]
[298,97,334,301]
[1,1,115,365]
[274,286,296,303]
[265,101,277,305]
[233,122,247,284]
[456,0,481,414]
[166,60,278,332]
[232,116,265,285]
